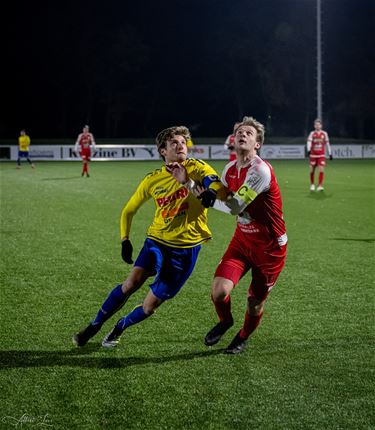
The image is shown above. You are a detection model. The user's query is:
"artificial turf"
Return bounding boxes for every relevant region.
[0,159,374,429]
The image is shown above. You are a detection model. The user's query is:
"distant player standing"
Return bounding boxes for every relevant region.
[306,118,332,191]
[74,125,96,177]
[17,129,35,169]
[224,122,240,162]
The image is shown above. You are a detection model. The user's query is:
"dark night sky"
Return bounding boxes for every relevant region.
[2,0,375,140]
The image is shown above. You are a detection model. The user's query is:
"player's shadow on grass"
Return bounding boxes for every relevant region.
[41,177,82,181]
[329,238,375,243]
[306,191,332,200]
[0,348,224,369]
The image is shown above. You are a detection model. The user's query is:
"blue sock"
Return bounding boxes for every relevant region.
[117,305,152,331]
[92,284,127,326]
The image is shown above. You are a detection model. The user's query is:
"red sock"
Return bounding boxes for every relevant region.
[310,172,315,184]
[212,295,233,323]
[239,311,263,340]
[83,163,88,174]
[318,172,324,186]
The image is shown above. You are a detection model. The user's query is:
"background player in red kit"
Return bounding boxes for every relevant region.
[306,118,332,191]
[224,122,240,162]
[201,116,287,354]
[74,125,96,177]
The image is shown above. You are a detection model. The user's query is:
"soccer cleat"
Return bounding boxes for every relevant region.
[204,320,234,346]
[310,184,315,191]
[72,323,101,347]
[86,173,90,177]
[224,331,247,355]
[317,185,324,191]
[81,172,84,177]
[102,324,124,348]
[31,164,35,169]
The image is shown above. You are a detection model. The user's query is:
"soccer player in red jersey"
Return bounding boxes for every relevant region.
[306,118,332,191]
[199,116,287,354]
[74,125,96,177]
[169,116,287,354]
[224,122,240,162]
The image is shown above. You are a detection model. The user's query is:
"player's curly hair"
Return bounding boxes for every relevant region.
[155,126,191,150]
[155,126,191,160]
[234,116,265,146]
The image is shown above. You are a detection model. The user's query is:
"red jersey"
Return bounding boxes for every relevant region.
[225,135,235,149]
[76,132,95,150]
[307,130,331,158]
[224,134,236,161]
[215,156,287,245]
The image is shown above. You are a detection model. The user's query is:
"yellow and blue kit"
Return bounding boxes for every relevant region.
[120,158,225,248]
[87,159,226,335]
[18,134,31,152]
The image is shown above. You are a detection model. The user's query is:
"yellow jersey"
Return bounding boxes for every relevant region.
[19,135,31,151]
[120,158,225,248]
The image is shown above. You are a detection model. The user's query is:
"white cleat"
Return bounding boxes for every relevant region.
[310,184,316,191]
[102,327,122,348]
[317,185,324,191]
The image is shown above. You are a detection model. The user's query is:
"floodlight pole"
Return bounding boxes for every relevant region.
[317,0,323,121]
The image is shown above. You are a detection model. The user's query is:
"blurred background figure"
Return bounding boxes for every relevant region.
[224,122,240,162]
[17,129,35,169]
[306,119,332,191]
[186,137,194,157]
[74,125,96,177]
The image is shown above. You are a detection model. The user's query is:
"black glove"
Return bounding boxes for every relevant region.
[307,151,311,157]
[198,189,217,208]
[329,154,333,160]
[121,239,134,264]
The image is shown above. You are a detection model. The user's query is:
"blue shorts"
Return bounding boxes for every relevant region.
[18,151,29,157]
[134,238,201,300]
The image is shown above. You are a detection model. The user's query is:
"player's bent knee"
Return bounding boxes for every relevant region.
[122,279,143,294]
[211,291,227,302]
[143,295,163,314]
[141,304,155,315]
[247,296,265,315]
[212,277,233,301]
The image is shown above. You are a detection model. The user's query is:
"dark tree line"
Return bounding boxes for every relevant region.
[2,0,374,139]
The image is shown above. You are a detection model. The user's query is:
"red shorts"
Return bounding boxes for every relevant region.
[80,149,91,161]
[310,156,326,167]
[215,226,287,301]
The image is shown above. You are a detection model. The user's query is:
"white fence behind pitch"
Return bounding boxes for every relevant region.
[4,144,375,161]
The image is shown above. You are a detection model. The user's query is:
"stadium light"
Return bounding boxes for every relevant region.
[317,0,323,120]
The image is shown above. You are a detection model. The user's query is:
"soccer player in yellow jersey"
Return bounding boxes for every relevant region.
[17,130,35,169]
[73,125,226,349]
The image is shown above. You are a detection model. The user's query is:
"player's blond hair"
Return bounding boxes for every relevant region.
[234,116,265,146]
[155,126,191,159]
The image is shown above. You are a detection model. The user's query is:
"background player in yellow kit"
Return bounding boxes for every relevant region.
[73,125,225,349]
[17,129,35,169]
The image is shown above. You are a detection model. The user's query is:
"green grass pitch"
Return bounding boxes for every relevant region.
[0,159,374,429]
